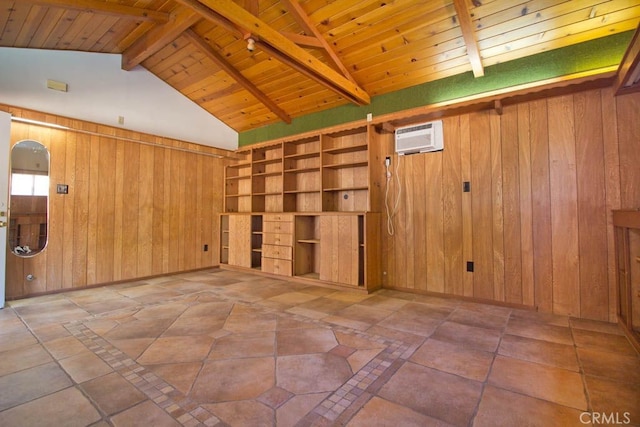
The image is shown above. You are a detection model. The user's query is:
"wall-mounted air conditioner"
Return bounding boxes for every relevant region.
[395,120,444,155]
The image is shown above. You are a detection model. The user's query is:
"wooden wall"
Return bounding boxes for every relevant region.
[382,87,640,322]
[3,88,639,324]
[2,105,229,299]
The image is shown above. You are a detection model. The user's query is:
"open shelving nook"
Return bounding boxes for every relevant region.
[294,215,321,280]
[252,144,283,213]
[224,149,251,213]
[220,215,229,264]
[321,127,370,212]
[250,215,263,270]
[283,135,321,212]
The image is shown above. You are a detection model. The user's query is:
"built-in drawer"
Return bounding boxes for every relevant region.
[263,214,293,223]
[263,233,294,246]
[263,221,293,234]
[262,244,293,260]
[262,257,292,276]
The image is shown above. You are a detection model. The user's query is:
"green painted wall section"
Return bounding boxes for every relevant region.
[239,31,633,146]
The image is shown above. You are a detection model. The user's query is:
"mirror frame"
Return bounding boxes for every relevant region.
[8,139,50,257]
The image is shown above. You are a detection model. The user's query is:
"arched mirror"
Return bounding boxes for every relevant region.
[8,140,49,257]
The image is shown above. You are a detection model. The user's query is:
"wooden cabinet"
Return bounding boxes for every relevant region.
[613,209,640,353]
[220,212,381,291]
[319,215,361,286]
[221,214,262,269]
[220,122,392,291]
[8,195,48,252]
[317,213,380,289]
[9,215,47,252]
[262,214,293,276]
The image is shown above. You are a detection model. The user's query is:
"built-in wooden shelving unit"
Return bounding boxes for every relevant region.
[223,124,390,214]
[220,123,393,291]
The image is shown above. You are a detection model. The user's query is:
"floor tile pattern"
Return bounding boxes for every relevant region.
[0,268,638,426]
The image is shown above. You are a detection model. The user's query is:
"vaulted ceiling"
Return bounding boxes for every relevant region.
[1,0,639,133]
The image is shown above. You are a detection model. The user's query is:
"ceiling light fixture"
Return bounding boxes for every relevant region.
[247,37,256,52]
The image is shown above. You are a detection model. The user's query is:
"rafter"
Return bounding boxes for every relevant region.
[184,0,370,106]
[615,23,640,95]
[279,0,356,83]
[14,0,169,23]
[257,42,349,98]
[182,29,291,124]
[280,31,323,48]
[121,8,200,71]
[453,0,484,78]
[173,0,238,33]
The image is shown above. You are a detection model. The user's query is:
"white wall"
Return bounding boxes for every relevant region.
[0,48,238,150]
[0,111,10,308]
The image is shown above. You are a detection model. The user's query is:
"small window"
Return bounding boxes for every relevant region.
[11,173,49,196]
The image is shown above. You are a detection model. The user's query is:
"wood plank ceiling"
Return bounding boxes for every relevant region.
[1,0,639,133]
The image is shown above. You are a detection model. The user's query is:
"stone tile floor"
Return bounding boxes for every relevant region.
[0,268,638,426]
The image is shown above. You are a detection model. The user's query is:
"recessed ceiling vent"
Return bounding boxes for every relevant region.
[395,120,444,155]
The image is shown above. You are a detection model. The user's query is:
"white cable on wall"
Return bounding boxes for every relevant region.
[384,154,402,235]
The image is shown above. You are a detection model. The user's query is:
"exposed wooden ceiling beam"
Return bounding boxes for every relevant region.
[615,23,640,95]
[173,0,238,34]
[280,31,323,48]
[240,0,259,40]
[14,0,169,23]
[453,0,484,78]
[279,0,356,83]
[256,41,352,100]
[191,0,370,106]
[182,29,291,124]
[121,8,200,71]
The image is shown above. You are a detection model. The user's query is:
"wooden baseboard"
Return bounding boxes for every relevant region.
[219,263,372,293]
[382,284,536,312]
[4,266,220,302]
[618,317,640,356]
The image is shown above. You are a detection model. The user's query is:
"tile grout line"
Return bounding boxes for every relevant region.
[305,341,411,424]
[64,320,223,427]
[569,318,594,415]
[58,279,416,427]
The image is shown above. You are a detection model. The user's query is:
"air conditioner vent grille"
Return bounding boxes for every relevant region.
[396,123,432,135]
